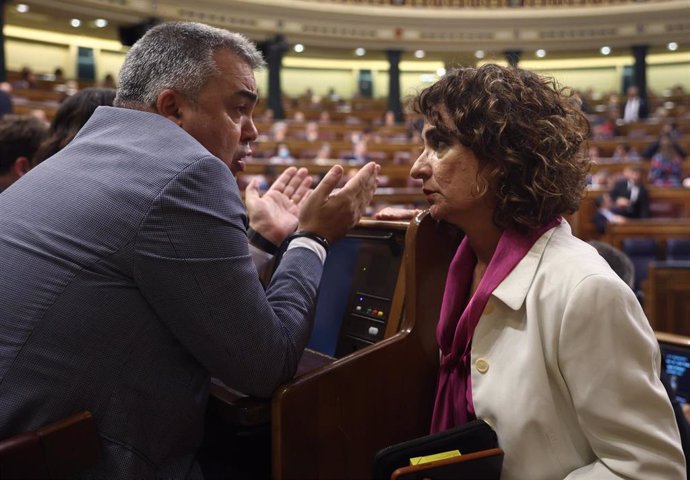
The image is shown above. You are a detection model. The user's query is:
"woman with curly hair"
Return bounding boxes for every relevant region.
[377,64,684,479]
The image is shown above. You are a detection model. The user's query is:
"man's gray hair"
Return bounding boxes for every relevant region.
[114,22,264,109]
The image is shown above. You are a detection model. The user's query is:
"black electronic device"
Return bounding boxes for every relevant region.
[307,225,405,358]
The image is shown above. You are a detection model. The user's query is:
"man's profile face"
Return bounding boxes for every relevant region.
[177,49,258,175]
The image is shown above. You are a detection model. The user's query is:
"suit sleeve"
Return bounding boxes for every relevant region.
[558,274,685,479]
[132,156,323,397]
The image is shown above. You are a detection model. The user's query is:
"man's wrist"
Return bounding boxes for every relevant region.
[285,230,330,252]
[247,227,279,255]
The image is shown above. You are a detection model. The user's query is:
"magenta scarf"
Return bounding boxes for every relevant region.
[430,218,560,433]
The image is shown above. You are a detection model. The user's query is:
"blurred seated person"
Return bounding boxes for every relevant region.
[291,110,305,123]
[314,142,333,163]
[0,115,48,192]
[318,110,331,124]
[611,142,641,162]
[609,166,650,218]
[621,85,648,124]
[591,112,618,140]
[643,128,687,160]
[101,73,117,89]
[32,88,116,165]
[588,167,611,189]
[270,120,288,141]
[295,121,321,142]
[13,66,37,90]
[376,63,684,479]
[270,143,295,164]
[342,140,371,165]
[593,193,627,234]
[53,67,65,83]
[648,133,685,187]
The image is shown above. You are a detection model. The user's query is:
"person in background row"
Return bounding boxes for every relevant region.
[0,21,379,478]
[609,165,651,218]
[0,115,48,193]
[592,193,627,234]
[32,88,116,165]
[621,85,648,123]
[648,133,685,187]
[377,63,684,479]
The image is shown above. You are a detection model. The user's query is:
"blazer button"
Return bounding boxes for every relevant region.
[475,358,490,374]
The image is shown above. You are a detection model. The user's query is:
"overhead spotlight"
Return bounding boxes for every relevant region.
[474,50,485,59]
[95,19,108,28]
[436,67,446,76]
[16,3,29,13]
[600,46,611,56]
[355,47,366,57]
[535,49,546,58]
[294,43,305,53]
[668,42,678,51]
[70,18,82,28]
[414,49,425,59]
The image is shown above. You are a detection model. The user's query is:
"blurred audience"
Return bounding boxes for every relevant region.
[32,88,116,165]
[0,115,48,192]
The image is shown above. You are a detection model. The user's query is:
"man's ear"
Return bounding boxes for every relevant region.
[13,156,30,177]
[155,89,187,125]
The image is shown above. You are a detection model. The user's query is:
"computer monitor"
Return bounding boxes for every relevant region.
[658,332,690,405]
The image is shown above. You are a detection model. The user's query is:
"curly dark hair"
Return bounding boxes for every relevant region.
[413,64,591,232]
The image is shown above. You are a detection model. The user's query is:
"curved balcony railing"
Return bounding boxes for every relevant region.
[305,0,672,7]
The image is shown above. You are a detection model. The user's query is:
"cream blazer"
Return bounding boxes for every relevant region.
[470,221,686,479]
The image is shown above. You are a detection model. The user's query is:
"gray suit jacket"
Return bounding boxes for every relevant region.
[0,106,323,478]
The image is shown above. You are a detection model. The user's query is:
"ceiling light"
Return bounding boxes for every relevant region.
[600,46,611,56]
[474,50,485,59]
[355,47,366,57]
[70,18,81,28]
[414,50,425,59]
[668,42,678,51]
[294,43,304,53]
[95,19,108,28]
[535,49,546,58]
[16,4,29,13]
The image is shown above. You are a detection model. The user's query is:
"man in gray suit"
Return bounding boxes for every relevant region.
[0,22,378,478]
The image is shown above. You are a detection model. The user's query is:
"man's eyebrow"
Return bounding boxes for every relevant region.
[237,90,258,103]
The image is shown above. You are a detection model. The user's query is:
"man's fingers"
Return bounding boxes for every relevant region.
[284,167,309,198]
[268,166,298,193]
[311,165,344,201]
[291,174,314,205]
[244,177,261,203]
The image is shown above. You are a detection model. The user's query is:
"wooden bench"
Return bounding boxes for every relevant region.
[571,188,690,242]
[604,219,690,258]
[0,411,101,479]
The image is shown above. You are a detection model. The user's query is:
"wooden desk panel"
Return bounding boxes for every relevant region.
[644,262,690,335]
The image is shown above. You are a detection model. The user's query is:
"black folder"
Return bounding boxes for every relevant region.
[372,419,502,480]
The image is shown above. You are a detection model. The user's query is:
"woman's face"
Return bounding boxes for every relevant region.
[410,122,492,227]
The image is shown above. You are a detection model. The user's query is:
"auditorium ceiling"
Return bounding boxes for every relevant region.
[6,0,690,60]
